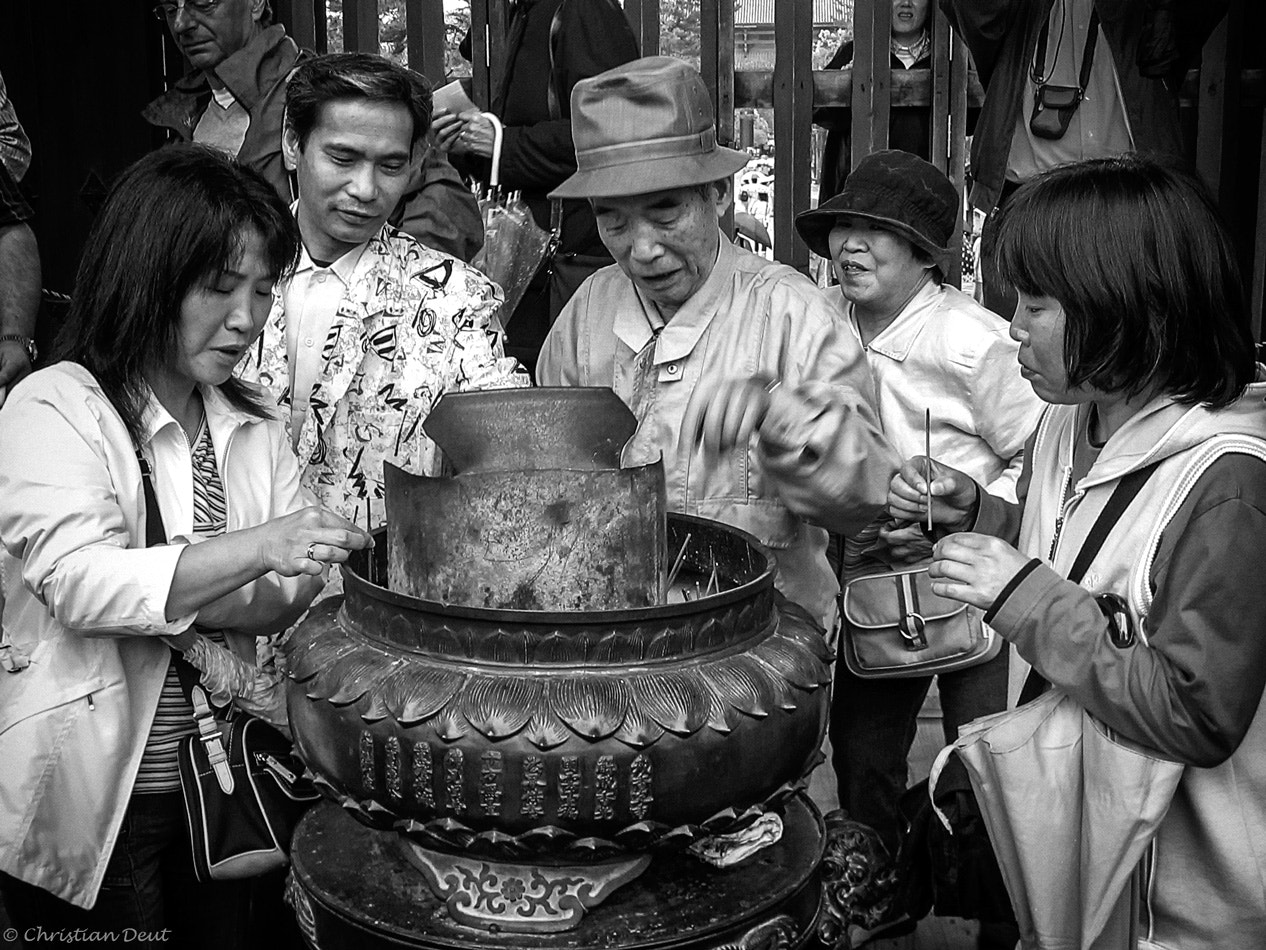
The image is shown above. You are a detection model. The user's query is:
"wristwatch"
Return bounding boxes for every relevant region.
[0,333,38,366]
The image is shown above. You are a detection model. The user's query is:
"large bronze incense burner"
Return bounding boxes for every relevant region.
[283,389,832,935]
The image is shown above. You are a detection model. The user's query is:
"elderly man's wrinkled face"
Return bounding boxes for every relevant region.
[161,0,265,74]
[592,184,729,319]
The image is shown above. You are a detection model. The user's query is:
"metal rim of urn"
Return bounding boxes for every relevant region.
[285,513,833,861]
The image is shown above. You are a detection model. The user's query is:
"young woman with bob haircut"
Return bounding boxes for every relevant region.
[0,144,371,946]
[890,155,1266,948]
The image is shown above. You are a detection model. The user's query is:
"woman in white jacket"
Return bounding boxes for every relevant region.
[0,146,371,946]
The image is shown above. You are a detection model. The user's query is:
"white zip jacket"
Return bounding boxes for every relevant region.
[0,362,323,908]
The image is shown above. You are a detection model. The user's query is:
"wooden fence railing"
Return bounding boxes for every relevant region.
[275,0,1266,336]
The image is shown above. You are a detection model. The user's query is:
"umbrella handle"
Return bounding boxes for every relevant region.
[484,112,504,193]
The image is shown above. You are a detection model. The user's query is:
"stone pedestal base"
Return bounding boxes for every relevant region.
[287,797,825,949]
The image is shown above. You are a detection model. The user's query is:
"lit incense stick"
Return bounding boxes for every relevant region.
[924,408,933,534]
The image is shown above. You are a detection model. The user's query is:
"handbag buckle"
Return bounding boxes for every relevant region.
[898,574,929,650]
[899,612,929,650]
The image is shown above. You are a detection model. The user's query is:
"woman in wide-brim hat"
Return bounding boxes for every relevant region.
[792,148,1044,945]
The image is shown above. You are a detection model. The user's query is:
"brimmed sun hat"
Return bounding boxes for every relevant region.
[795,150,959,268]
[550,56,750,200]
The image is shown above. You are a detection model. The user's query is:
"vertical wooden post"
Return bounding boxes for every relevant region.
[1253,123,1266,342]
[470,0,491,110]
[623,0,659,57]
[314,0,328,53]
[930,10,951,174]
[1195,11,1230,197]
[406,0,446,85]
[279,0,317,50]
[701,0,736,236]
[772,0,811,270]
[343,0,379,53]
[851,0,892,170]
[945,22,969,289]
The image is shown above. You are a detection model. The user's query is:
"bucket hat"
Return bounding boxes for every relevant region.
[551,57,749,200]
[795,150,959,268]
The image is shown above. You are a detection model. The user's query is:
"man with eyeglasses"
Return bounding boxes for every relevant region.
[142,0,485,262]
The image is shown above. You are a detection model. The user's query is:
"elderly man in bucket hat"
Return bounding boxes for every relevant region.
[790,150,1041,944]
[537,57,897,629]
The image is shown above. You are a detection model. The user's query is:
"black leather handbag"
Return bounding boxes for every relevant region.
[174,681,318,882]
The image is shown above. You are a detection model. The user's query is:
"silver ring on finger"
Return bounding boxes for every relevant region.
[307,542,317,561]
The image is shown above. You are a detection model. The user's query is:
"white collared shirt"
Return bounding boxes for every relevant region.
[282,242,368,446]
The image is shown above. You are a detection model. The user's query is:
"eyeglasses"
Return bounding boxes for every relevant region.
[152,0,223,21]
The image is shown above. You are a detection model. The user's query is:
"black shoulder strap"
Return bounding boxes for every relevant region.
[1031,5,1100,91]
[1018,460,1159,704]
[136,449,168,548]
[1065,460,1157,587]
[135,447,208,700]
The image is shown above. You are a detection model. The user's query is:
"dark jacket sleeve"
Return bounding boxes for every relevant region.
[939,0,1025,89]
[391,146,484,262]
[497,0,639,191]
[988,454,1266,768]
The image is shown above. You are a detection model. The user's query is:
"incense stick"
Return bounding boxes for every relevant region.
[666,532,693,592]
[924,408,933,534]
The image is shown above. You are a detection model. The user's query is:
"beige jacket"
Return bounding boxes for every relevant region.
[538,236,897,627]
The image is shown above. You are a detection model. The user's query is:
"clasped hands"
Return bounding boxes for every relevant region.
[888,456,1030,610]
[432,108,495,159]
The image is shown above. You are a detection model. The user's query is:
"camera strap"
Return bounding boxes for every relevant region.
[1031,4,1100,95]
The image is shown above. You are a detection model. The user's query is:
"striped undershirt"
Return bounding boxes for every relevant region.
[134,416,228,794]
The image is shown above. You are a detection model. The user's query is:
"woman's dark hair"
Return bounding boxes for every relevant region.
[285,53,433,152]
[54,144,300,441]
[992,154,1256,409]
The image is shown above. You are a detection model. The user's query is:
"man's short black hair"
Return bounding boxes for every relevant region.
[285,52,433,152]
[993,155,1256,409]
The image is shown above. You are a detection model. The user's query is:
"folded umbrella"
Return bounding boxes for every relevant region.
[470,113,554,332]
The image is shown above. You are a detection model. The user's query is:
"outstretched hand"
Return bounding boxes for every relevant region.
[887,455,979,533]
[680,375,776,458]
[251,506,374,577]
[929,532,1031,610]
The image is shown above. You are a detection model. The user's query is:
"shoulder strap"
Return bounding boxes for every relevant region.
[1031,5,1099,91]
[1019,460,1160,704]
[1077,11,1100,91]
[136,449,168,548]
[1065,458,1156,587]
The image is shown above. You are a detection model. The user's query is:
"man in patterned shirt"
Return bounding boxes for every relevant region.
[238,53,526,529]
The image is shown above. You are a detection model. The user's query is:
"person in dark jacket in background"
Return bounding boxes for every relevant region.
[816,0,936,202]
[939,0,1229,317]
[434,0,639,378]
[143,0,483,262]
